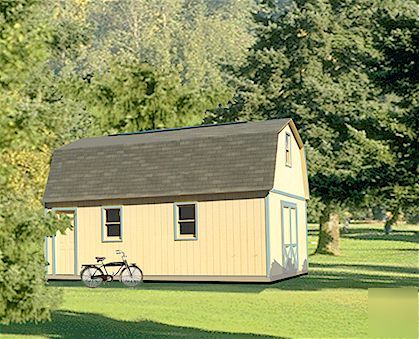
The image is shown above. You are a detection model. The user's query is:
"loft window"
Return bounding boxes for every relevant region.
[174,203,197,240]
[285,133,292,167]
[102,207,122,242]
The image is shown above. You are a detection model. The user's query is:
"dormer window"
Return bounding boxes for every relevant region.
[285,133,292,167]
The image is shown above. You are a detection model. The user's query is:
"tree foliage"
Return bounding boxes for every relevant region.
[49,0,254,133]
[0,0,72,324]
[206,0,417,254]
[369,1,418,232]
[73,57,226,134]
[0,0,254,323]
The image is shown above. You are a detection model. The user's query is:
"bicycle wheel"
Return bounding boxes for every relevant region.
[121,265,143,287]
[80,266,103,288]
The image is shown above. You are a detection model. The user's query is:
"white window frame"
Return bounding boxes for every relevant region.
[285,132,292,167]
[173,202,198,241]
[101,206,123,243]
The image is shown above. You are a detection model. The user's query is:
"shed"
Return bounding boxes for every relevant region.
[43,119,309,282]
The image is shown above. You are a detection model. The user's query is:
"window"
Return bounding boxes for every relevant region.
[174,203,197,240]
[285,133,292,167]
[102,207,122,242]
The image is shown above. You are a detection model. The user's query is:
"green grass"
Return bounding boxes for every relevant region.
[2,223,418,338]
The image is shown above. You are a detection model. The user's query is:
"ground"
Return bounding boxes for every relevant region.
[1,223,418,338]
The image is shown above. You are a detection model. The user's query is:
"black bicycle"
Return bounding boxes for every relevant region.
[80,250,143,288]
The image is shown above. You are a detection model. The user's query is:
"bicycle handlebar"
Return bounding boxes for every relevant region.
[116,250,126,257]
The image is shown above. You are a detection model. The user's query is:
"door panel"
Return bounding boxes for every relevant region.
[55,211,75,275]
[282,204,298,272]
[290,207,298,270]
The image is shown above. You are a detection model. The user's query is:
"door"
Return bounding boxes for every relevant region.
[48,210,77,275]
[281,202,298,272]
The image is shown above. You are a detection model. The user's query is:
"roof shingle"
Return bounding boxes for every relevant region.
[43,119,290,204]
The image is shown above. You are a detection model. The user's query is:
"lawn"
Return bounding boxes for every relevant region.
[2,223,418,338]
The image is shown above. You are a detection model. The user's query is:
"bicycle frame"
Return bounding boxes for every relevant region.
[82,251,134,281]
[98,261,127,277]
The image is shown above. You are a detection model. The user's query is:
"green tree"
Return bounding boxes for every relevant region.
[0,0,71,324]
[370,0,418,232]
[72,56,225,134]
[49,0,254,133]
[207,0,395,255]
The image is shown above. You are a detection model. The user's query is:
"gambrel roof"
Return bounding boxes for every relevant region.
[43,119,301,205]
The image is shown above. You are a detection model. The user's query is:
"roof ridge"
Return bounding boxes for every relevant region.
[57,118,291,152]
[108,121,248,137]
[56,126,281,152]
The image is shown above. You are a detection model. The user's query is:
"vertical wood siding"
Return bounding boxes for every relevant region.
[73,197,266,277]
[273,125,307,197]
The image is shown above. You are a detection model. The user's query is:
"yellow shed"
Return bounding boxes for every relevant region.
[43,119,309,282]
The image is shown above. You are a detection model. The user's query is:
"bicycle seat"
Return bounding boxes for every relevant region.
[95,256,106,262]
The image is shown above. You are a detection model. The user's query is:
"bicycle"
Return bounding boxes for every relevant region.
[80,250,143,288]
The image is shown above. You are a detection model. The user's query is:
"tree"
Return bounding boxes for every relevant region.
[73,56,226,134]
[0,0,71,324]
[49,0,254,132]
[370,0,418,233]
[207,0,395,255]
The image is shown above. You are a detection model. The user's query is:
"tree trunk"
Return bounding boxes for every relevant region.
[316,208,340,255]
[384,206,400,234]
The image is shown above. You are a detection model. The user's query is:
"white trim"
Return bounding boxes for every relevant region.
[101,206,123,242]
[285,132,292,167]
[270,189,306,201]
[280,201,298,271]
[50,208,78,275]
[173,202,198,241]
[265,195,271,278]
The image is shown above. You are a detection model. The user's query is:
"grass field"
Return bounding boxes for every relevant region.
[1,223,418,338]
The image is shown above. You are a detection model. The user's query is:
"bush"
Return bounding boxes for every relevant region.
[0,196,69,324]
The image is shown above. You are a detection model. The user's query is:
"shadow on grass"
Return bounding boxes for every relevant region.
[309,227,418,244]
[310,262,419,275]
[271,267,418,291]
[1,310,272,338]
[48,262,418,293]
[46,226,418,294]
[342,228,419,244]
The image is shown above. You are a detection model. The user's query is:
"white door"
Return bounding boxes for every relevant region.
[282,203,298,272]
[47,210,77,275]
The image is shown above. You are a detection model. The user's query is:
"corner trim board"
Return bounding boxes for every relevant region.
[44,237,48,273]
[265,195,271,278]
[52,235,56,275]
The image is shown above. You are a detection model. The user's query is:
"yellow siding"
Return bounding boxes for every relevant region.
[273,125,307,197]
[73,197,266,277]
[268,192,308,276]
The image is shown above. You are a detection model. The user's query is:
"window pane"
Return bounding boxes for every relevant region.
[179,222,195,235]
[106,223,121,237]
[106,209,120,222]
[178,205,195,220]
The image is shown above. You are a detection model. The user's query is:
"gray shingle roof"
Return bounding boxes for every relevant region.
[43,119,290,204]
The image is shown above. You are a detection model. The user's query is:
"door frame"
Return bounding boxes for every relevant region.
[280,201,299,271]
[45,208,78,275]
